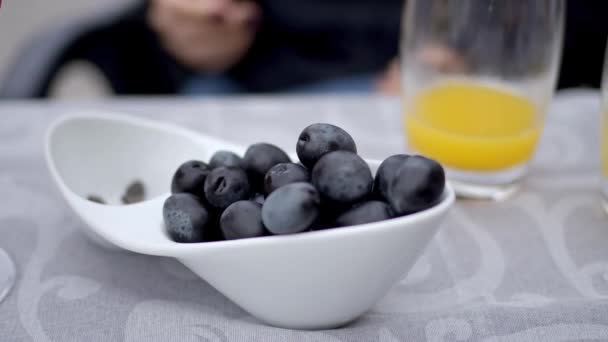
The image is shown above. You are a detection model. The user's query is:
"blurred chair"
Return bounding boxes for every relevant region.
[0,2,188,98]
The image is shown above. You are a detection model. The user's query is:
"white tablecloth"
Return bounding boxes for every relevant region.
[1,90,608,341]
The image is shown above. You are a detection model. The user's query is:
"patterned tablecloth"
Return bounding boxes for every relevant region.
[1,90,608,341]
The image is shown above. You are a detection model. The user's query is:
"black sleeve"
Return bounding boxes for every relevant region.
[74,1,192,95]
[558,0,608,89]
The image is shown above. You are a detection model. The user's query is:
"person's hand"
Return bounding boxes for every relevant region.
[415,43,467,74]
[376,45,467,95]
[376,59,401,95]
[148,0,260,72]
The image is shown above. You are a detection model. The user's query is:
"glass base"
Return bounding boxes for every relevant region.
[446,163,527,201]
[0,248,15,303]
[601,181,608,215]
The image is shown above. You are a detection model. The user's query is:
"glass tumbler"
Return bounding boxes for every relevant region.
[600,43,608,211]
[401,0,565,199]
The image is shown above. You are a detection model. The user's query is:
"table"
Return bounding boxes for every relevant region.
[1,90,608,341]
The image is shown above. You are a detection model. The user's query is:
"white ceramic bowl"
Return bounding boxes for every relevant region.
[45,113,454,330]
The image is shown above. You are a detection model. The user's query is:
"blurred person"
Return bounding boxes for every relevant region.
[145,0,403,94]
[147,0,260,74]
[146,0,608,96]
[11,0,608,97]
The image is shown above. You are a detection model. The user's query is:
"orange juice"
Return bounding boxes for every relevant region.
[405,81,542,171]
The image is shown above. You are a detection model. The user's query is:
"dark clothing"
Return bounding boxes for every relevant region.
[559,1,608,88]
[67,3,188,94]
[229,0,403,91]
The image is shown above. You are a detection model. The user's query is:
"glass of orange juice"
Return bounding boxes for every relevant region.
[401,0,564,199]
[601,45,608,211]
